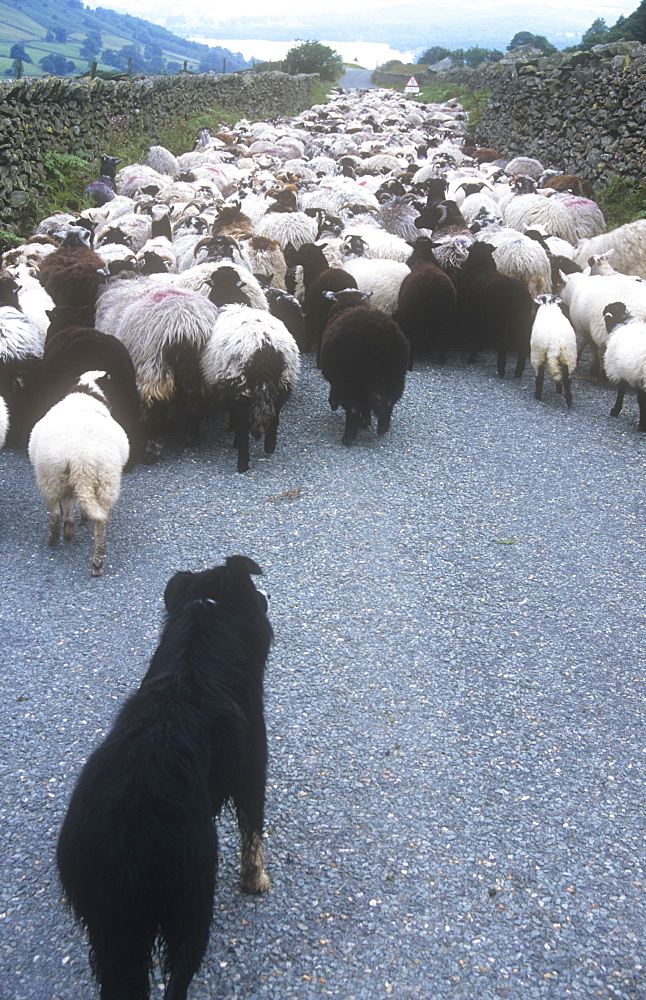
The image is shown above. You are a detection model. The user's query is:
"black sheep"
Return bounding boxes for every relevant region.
[41,305,142,467]
[0,276,44,445]
[84,154,121,207]
[319,289,409,444]
[396,239,457,366]
[457,242,534,378]
[291,243,357,353]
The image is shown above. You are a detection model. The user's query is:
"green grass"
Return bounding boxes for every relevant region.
[15,73,332,235]
[415,81,490,134]
[597,176,646,229]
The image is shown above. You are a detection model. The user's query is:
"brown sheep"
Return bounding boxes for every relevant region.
[37,229,107,325]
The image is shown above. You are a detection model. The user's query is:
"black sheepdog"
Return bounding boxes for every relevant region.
[56,556,273,1000]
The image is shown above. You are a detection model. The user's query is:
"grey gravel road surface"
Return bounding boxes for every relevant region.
[1,353,644,1000]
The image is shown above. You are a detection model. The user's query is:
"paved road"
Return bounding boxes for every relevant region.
[1,351,644,999]
[338,66,378,91]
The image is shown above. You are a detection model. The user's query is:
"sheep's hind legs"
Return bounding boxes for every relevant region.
[264,415,279,455]
[514,351,527,378]
[610,381,626,418]
[637,389,646,431]
[562,364,573,409]
[342,403,360,445]
[47,505,62,547]
[91,520,107,577]
[534,364,545,401]
[62,496,75,542]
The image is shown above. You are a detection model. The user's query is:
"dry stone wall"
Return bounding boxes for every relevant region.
[473,41,646,184]
[0,71,313,234]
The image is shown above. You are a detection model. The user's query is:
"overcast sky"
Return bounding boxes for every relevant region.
[88,0,639,23]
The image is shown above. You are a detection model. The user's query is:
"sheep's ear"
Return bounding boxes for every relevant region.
[322,290,338,302]
[558,270,570,285]
[601,249,614,260]
[582,265,591,276]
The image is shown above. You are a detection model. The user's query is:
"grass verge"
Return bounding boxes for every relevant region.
[415,82,490,134]
[596,176,646,229]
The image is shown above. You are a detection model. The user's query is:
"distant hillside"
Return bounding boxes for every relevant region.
[0,0,251,78]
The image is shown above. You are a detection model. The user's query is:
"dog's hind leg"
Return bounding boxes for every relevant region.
[87,922,156,1000]
[161,855,216,1000]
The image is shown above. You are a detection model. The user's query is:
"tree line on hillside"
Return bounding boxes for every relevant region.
[416,2,646,67]
[2,0,251,77]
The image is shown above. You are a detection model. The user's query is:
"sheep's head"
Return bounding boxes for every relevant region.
[603,301,631,333]
[0,275,21,308]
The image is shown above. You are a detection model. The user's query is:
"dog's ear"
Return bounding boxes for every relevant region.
[225,555,263,577]
[223,555,264,607]
[163,571,194,612]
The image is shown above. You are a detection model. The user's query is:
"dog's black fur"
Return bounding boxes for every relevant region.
[56,555,273,1000]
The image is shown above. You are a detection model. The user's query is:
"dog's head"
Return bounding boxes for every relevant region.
[164,555,269,620]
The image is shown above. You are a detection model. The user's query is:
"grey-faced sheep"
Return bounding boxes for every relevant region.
[200,305,300,472]
[28,370,129,576]
[603,301,646,430]
[530,294,577,408]
[414,201,474,282]
[319,289,409,445]
[457,242,534,378]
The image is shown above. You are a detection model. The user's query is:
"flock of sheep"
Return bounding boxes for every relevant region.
[1,86,646,575]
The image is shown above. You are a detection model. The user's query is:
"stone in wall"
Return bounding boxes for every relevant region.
[0,71,314,235]
[471,42,646,185]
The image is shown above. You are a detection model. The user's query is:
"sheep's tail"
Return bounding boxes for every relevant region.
[67,456,121,523]
[244,342,288,438]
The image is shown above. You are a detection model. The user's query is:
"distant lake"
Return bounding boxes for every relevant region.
[191,37,418,69]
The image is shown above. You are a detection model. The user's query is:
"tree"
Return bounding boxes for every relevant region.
[10,43,32,64]
[463,46,503,67]
[581,18,610,47]
[284,40,343,81]
[80,31,102,60]
[39,53,76,75]
[418,45,452,64]
[507,31,556,54]
[53,26,68,44]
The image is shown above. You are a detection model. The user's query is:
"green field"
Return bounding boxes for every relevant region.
[0,0,231,78]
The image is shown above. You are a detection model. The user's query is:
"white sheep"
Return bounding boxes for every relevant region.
[602,301,646,430]
[530,294,578,408]
[573,219,646,278]
[0,394,8,449]
[2,263,55,338]
[476,228,552,296]
[503,193,580,244]
[342,258,409,316]
[143,145,179,177]
[256,210,318,252]
[200,305,300,472]
[173,261,269,310]
[28,370,129,576]
[559,269,646,373]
